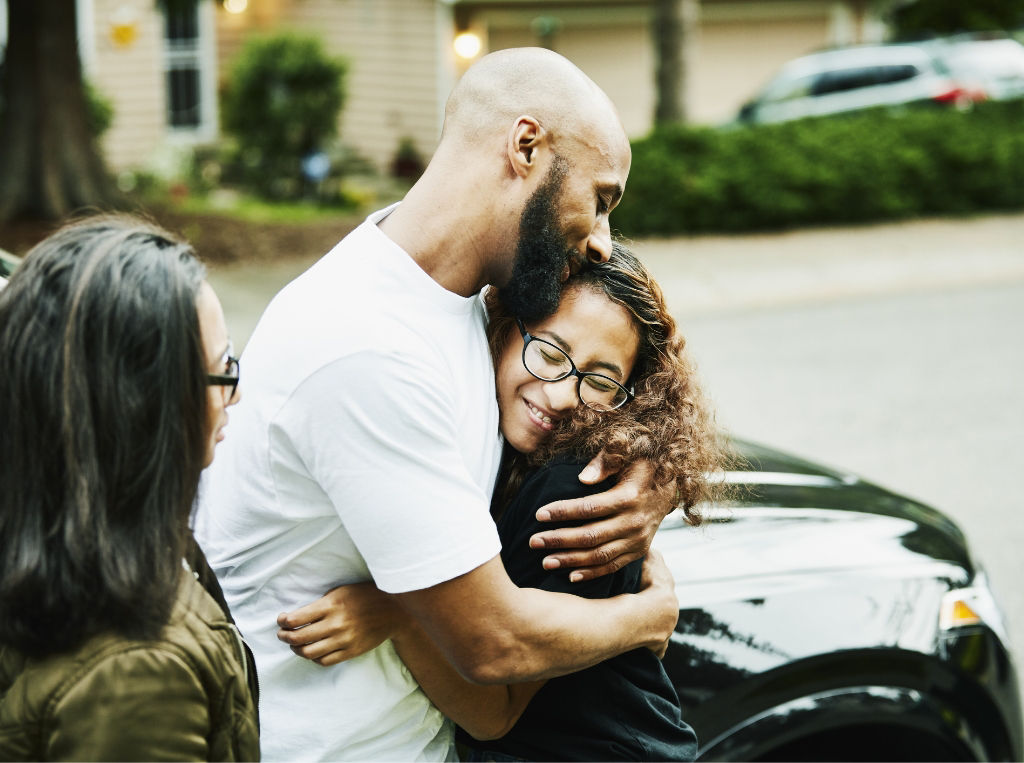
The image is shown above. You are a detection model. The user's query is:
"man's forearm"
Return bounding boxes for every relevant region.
[391,618,544,739]
[470,585,673,683]
[394,555,676,685]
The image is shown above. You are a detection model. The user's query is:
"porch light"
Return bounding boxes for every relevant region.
[109,5,140,47]
[224,0,248,14]
[454,31,482,60]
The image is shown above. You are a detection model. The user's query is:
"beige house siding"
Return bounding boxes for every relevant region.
[215,0,447,172]
[461,0,876,133]
[88,0,167,171]
[695,2,834,124]
[72,0,893,174]
[486,9,655,138]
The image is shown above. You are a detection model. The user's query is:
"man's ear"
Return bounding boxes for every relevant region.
[506,115,544,179]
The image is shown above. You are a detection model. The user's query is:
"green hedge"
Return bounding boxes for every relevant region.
[613,100,1024,237]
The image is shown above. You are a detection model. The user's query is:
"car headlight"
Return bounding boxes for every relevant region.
[939,570,1009,644]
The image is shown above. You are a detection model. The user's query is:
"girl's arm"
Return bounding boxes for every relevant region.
[277,584,544,740]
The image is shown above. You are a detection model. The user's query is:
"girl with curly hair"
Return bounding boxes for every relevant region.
[280,241,726,761]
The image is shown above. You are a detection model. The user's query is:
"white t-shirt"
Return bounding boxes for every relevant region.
[194,205,503,761]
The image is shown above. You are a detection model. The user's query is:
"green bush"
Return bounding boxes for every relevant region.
[221,33,347,199]
[84,80,114,137]
[613,100,1024,237]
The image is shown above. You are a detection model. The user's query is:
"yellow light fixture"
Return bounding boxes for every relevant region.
[453,31,482,60]
[109,5,139,48]
[224,0,248,14]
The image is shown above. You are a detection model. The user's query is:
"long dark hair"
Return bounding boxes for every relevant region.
[487,241,729,525]
[0,215,209,657]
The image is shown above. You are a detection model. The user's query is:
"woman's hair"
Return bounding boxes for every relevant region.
[487,241,728,525]
[0,215,209,657]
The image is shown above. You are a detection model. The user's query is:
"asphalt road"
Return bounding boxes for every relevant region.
[208,211,1024,682]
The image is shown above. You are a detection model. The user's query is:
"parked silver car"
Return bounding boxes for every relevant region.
[926,36,1024,102]
[737,43,972,125]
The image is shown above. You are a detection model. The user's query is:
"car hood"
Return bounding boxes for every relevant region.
[660,439,971,593]
[657,440,974,668]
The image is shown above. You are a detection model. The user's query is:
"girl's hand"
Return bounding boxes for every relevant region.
[276,582,403,666]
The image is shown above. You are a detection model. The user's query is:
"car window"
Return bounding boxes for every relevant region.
[760,72,818,103]
[811,64,921,96]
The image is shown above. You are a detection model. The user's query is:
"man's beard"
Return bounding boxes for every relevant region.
[500,159,579,322]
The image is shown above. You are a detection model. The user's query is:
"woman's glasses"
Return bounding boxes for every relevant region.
[207,346,240,401]
[516,318,633,411]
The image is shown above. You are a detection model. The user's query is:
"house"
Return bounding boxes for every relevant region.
[1,0,894,174]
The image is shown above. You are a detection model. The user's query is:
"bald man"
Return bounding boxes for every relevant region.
[195,48,678,761]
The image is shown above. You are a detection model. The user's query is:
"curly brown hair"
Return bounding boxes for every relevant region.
[487,241,728,526]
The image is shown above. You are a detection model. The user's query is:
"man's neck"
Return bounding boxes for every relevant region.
[378,176,502,298]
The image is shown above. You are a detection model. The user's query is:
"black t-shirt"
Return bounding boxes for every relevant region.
[458,459,697,762]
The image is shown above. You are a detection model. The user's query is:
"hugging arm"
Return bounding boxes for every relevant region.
[393,553,676,685]
[280,556,675,684]
[531,456,676,582]
[280,551,677,739]
[278,583,544,740]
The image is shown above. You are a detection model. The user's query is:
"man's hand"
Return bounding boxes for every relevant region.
[638,549,678,658]
[529,455,676,583]
[276,582,402,667]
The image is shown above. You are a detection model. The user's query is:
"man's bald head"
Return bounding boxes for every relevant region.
[388,48,630,316]
[441,48,624,154]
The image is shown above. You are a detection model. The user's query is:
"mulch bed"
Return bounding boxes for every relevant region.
[0,207,360,266]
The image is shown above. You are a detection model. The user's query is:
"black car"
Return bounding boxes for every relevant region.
[658,439,1021,761]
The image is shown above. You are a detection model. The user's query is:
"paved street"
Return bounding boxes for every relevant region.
[208,211,1024,681]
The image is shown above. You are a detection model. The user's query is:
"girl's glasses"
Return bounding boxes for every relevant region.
[516,318,633,411]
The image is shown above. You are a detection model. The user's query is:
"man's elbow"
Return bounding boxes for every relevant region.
[449,638,533,685]
[462,714,519,742]
[452,653,520,685]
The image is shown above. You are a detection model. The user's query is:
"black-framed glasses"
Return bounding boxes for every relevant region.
[207,347,240,401]
[516,318,634,411]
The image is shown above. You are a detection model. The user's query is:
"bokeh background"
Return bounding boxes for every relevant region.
[2,0,1023,713]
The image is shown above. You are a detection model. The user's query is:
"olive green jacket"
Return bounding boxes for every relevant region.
[0,569,260,761]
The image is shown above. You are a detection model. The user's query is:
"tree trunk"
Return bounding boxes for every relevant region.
[0,0,120,223]
[652,0,696,126]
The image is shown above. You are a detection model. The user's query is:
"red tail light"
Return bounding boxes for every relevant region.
[933,83,988,105]
[932,86,967,103]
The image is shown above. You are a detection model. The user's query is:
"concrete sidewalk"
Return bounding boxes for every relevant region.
[631,212,1024,318]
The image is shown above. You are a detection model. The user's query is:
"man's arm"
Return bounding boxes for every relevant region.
[278,555,678,685]
[277,583,545,740]
[393,551,677,685]
[530,457,677,583]
[280,552,678,729]
[390,616,546,740]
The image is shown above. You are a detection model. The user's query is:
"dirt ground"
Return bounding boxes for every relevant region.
[0,207,360,266]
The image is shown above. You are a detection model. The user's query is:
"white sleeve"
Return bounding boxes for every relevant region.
[274,349,501,593]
